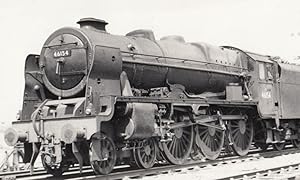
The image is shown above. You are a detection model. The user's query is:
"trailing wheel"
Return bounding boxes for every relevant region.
[253,120,269,151]
[133,138,157,169]
[272,143,285,151]
[161,113,194,164]
[228,117,253,156]
[272,130,285,151]
[291,130,300,148]
[255,143,269,151]
[90,133,117,175]
[292,139,300,148]
[195,121,225,160]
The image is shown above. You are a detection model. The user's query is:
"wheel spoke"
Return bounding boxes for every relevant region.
[183,130,191,136]
[204,135,209,146]
[215,131,221,140]
[182,139,187,151]
[199,128,208,136]
[209,136,214,149]
[181,133,188,143]
[141,152,146,159]
[210,138,216,151]
[202,132,208,145]
[168,138,175,151]
[232,130,240,140]
[231,128,240,134]
[230,124,239,128]
[237,134,242,147]
[177,141,182,157]
[241,136,245,149]
[134,138,157,169]
[175,142,179,158]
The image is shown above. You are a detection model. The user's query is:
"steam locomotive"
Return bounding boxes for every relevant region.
[4,18,300,176]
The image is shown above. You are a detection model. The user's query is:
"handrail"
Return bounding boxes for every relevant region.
[31,99,49,139]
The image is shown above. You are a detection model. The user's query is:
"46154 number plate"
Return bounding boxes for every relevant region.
[53,49,71,58]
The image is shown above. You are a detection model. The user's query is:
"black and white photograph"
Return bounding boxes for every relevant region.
[1,0,300,179]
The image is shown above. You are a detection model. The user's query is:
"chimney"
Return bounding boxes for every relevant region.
[77,18,108,31]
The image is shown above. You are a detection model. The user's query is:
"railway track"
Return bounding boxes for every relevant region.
[1,146,299,180]
[221,163,300,180]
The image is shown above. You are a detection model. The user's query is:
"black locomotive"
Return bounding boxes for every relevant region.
[4,18,300,176]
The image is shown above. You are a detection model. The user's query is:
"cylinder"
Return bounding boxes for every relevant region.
[124,103,157,139]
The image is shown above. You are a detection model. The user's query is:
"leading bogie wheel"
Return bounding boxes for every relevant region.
[133,138,157,169]
[90,133,117,175]
[41,154,70,177]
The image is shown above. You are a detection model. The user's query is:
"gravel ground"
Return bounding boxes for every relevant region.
[142,153,300,180]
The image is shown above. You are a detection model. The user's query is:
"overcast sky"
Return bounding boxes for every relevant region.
[0,0,300,124]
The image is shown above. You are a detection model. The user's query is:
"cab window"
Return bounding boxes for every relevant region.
[259,63,265,80]
[266,63,273,80]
